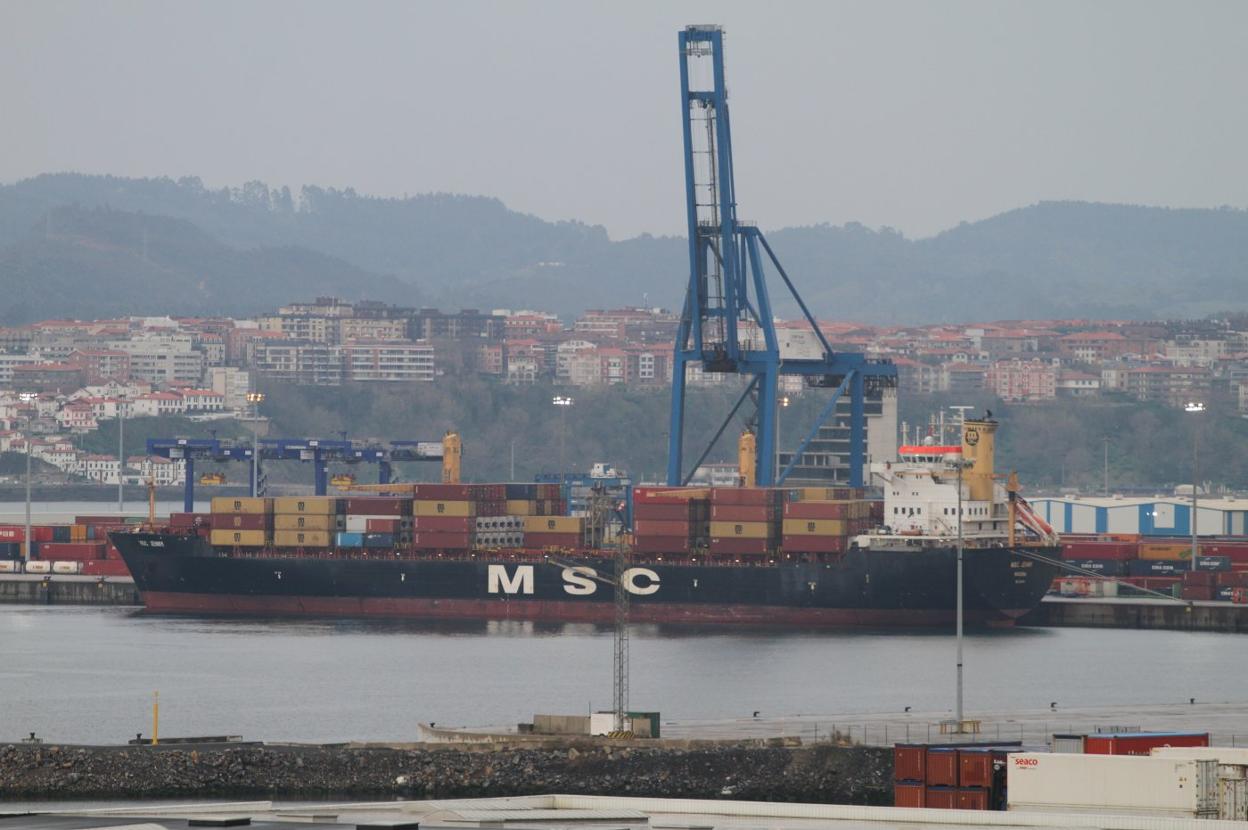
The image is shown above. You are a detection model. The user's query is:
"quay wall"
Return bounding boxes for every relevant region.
[0,576,139,607]
[1020,598,1248,632]
[0,741,891,803]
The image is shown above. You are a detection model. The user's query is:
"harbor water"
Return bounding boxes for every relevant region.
[3,604,1248,744]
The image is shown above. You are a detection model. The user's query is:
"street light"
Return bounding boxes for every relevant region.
[117,398,127,514]
[950,404,974,732]
[246,391,266,497]
[776,395,791,483]
[18,392,37,563]
[1184,401,1206,570]
[553,396,574,472]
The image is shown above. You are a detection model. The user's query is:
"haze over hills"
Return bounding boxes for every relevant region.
[1,173,1246,324]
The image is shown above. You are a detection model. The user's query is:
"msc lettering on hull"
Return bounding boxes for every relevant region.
[486,564,660,596]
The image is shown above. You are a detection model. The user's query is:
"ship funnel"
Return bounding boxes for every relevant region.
[442,430,462,484]
[960,417,997,501]
[738,429,757,488]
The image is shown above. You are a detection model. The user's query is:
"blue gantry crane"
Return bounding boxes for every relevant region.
[147,436,445,512]
[667,25,897,488]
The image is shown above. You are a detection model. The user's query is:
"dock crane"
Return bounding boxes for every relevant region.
[667,26,897,487]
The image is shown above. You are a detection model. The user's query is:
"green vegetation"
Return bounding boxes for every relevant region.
[3,174,1247,323]
[239,380,1248,491]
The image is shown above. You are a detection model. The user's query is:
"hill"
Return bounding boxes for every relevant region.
[2,174,1247,322]
[0,204,415,323]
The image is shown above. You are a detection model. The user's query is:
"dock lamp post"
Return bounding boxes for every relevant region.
[775,395,791,484]
[950,405,974,732]
[117,400,126,515]
[18,392,37,563]
[246,391,266,497]
[1184,401,1206,570]
[553,395,574,473]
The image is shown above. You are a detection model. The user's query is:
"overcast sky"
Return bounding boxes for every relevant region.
[2,1,1245,240]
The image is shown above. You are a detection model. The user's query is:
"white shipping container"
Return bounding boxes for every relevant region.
[1152,746,1248,768]
[0,561,18,573]
[24,561,51,574]
[51,561,81,574]
[1007,752,1219,818]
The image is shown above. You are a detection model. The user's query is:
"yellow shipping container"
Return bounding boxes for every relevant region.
[709,520,772,539]
[272,496,341,515]
[505,499,536,516]
[70,524,88,542]
[274,514,342,531]
[1139,543,1191,560]
[209,529,268,547]
[523,516,584,534]
[782,518,848,536]
[273,530,332,548]
[413,500,475,517]
[211,496,272,515]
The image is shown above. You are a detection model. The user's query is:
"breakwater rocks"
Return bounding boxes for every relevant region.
[0,741,892,803]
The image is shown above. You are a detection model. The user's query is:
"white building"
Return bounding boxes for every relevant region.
[210,367,253,411]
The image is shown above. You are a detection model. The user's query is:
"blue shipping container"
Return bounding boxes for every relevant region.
[1196,556,1231,572]
[335,531,364,547]
[1068,559,1127,577]
[505,483,537,499]
[363,533,394,548]
[1127,559,1187,576]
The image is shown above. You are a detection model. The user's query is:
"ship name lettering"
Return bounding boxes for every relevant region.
[623,567,660,596]
[562,566,596,596]
[556,567,661,596]
[488,564,534,595]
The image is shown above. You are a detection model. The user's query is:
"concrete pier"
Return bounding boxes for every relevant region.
[1019,596,1248,632]
[0,575,140,607]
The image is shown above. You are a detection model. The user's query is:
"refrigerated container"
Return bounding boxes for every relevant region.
[1007,752,1219,818]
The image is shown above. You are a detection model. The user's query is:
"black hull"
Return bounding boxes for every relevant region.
[112,533,1060,628]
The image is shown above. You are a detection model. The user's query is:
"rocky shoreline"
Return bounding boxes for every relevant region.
[0,741,892,803]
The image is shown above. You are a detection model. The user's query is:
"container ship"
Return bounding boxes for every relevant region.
[111,417,1062,627]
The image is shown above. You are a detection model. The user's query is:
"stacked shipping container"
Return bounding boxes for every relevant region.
[894,743,1014,810]
[1060,534,1248,601]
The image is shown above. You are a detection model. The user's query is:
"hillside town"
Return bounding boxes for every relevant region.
[2,297,1247,486]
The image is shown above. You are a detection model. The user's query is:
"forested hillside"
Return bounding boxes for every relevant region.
[2,173,1247,323]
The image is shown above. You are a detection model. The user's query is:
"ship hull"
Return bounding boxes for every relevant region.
[113,533,1060,628]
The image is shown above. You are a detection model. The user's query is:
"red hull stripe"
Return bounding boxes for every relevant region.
[140,592,1022,627]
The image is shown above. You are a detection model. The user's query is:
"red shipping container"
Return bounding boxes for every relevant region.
[81,559,131,577]
[219,514,271,531]
[957,788,989,810]
[782,535,846,554]
[0,525,55,542]
[1083,732,1208,755]
[633,503,698,521]
[708,538,772,555]
[783,502,850,520]
[1183,571,1215,586]
[925,748,958,786]
[894,782,924,808]
[634,520,697,537]
[366,518,405,534]
[169,512,212,529]
[632,536,697,554]
[924,787,956,809]
[893,745,926,782]
[410,531,472,550]
[710,504,776,521]
[38,542,107,562]
[710,487,777,506]
[1061,541,1136,561]
[1181,584,1214,601]
[633,486,694,503]
[411,516,474,532]
[524,532,582,548]
[957,750,1000,788]
[408,484,473,500]
[345,497,410,516]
